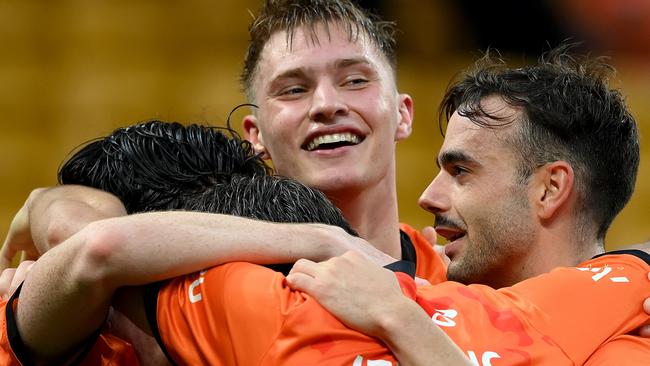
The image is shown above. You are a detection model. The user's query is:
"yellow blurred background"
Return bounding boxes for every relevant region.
[1,0,648,250]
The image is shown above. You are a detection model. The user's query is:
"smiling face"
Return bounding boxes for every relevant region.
[243,22,413,196]
[419,99,538,287]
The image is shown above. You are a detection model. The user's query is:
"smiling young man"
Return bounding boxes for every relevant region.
[239,0,446,279]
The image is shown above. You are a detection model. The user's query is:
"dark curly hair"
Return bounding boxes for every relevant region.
[439,43,640,240]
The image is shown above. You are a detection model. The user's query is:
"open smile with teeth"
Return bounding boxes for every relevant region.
[304,132,362,151]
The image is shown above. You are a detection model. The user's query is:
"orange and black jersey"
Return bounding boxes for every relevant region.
[0,284,139,366]
[146,235,650,366]
[398,250,650,364]
[144,225,442,365]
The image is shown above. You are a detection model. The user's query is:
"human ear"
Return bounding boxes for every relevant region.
[533,161,574,220]
[243,115,269,159]
[395,93,414,141]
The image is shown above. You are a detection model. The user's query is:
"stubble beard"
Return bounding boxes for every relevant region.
[446,189,535,288]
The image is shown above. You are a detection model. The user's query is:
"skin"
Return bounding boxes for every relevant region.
[243,22,413,258]
[285,97,649,363]
[5,187,467,366]
[420,106,536,288]
[419,97,601,288]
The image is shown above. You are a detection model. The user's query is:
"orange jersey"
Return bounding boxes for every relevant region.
[151,262,398,365]
[584,335,650,365]
[397,251,650,364]
[0,286,139,366]
[399,223,447,284]
[150,251,650,365]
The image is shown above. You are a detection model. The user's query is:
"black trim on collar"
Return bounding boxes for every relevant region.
[399,229,418,264]
[592,249,650,266]
[383,261,416,278]
[143,281,179,366]
[5,282,30,365]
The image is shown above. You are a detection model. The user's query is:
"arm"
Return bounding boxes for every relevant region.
[1,185,127,270]
[17,210,392,362]
[286,251,470,366]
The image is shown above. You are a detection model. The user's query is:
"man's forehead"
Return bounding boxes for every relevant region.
[269,21,369,50]
[440,108,517,164]
[254,22,389,90]
[259,22,376,65]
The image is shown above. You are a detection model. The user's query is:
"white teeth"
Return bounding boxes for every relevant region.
[306,132,361,151]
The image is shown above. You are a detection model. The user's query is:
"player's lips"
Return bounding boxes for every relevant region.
[435,226,466,259]
[301,129,365,152]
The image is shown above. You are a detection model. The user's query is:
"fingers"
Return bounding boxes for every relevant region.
[0,236,18,272]
[0,268,17,300]
[285,272,314,292]
[421,226,438,246]
[10,260,34,296]
[288,258,319,276]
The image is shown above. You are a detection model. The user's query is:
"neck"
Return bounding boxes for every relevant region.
[324,172,403,260]
[501,226,603,288]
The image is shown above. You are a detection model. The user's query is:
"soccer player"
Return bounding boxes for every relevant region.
[0,121,374,365]
[10,49,650,365]
[284,46,650,363]
[1,0,446,280]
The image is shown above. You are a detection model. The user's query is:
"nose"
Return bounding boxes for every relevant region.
[309,82,349,122]
[418,172,450,214]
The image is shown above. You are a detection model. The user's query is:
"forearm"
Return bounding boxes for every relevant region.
[28,185,127,253]
[378,299,471,366]
[15,210,377,361]
[91,211,359,286]
[17,230,115,362]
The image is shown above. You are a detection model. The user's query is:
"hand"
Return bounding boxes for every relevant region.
[286,250,411,338]
[0,260,35,300]
[318,224,396,266]
[0,189,47,270]
[422,226,450,266]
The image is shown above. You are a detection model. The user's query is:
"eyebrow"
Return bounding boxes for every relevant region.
[271,67,310,84]
[335,57,372,69]
[436,150,480,169]
[270,57,373,84]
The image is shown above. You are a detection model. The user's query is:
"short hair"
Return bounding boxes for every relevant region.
[58,120,356,236]
[182,174,356,235]
[439,44,640,240]
[241,0,397,101]
[58,120,270,214]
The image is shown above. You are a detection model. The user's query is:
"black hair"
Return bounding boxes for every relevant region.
[58,120,271,214]
[182,174,356,235]
[439,43,640,240]
[58,120,356,236]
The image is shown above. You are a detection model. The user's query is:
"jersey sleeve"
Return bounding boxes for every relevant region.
[412,252,650,365]
[0,297,21,366]
[0,284,138,366]
[151,262,308,365]
[583,335,650,365]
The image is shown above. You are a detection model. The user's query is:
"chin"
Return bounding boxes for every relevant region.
[309,173,368,194]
